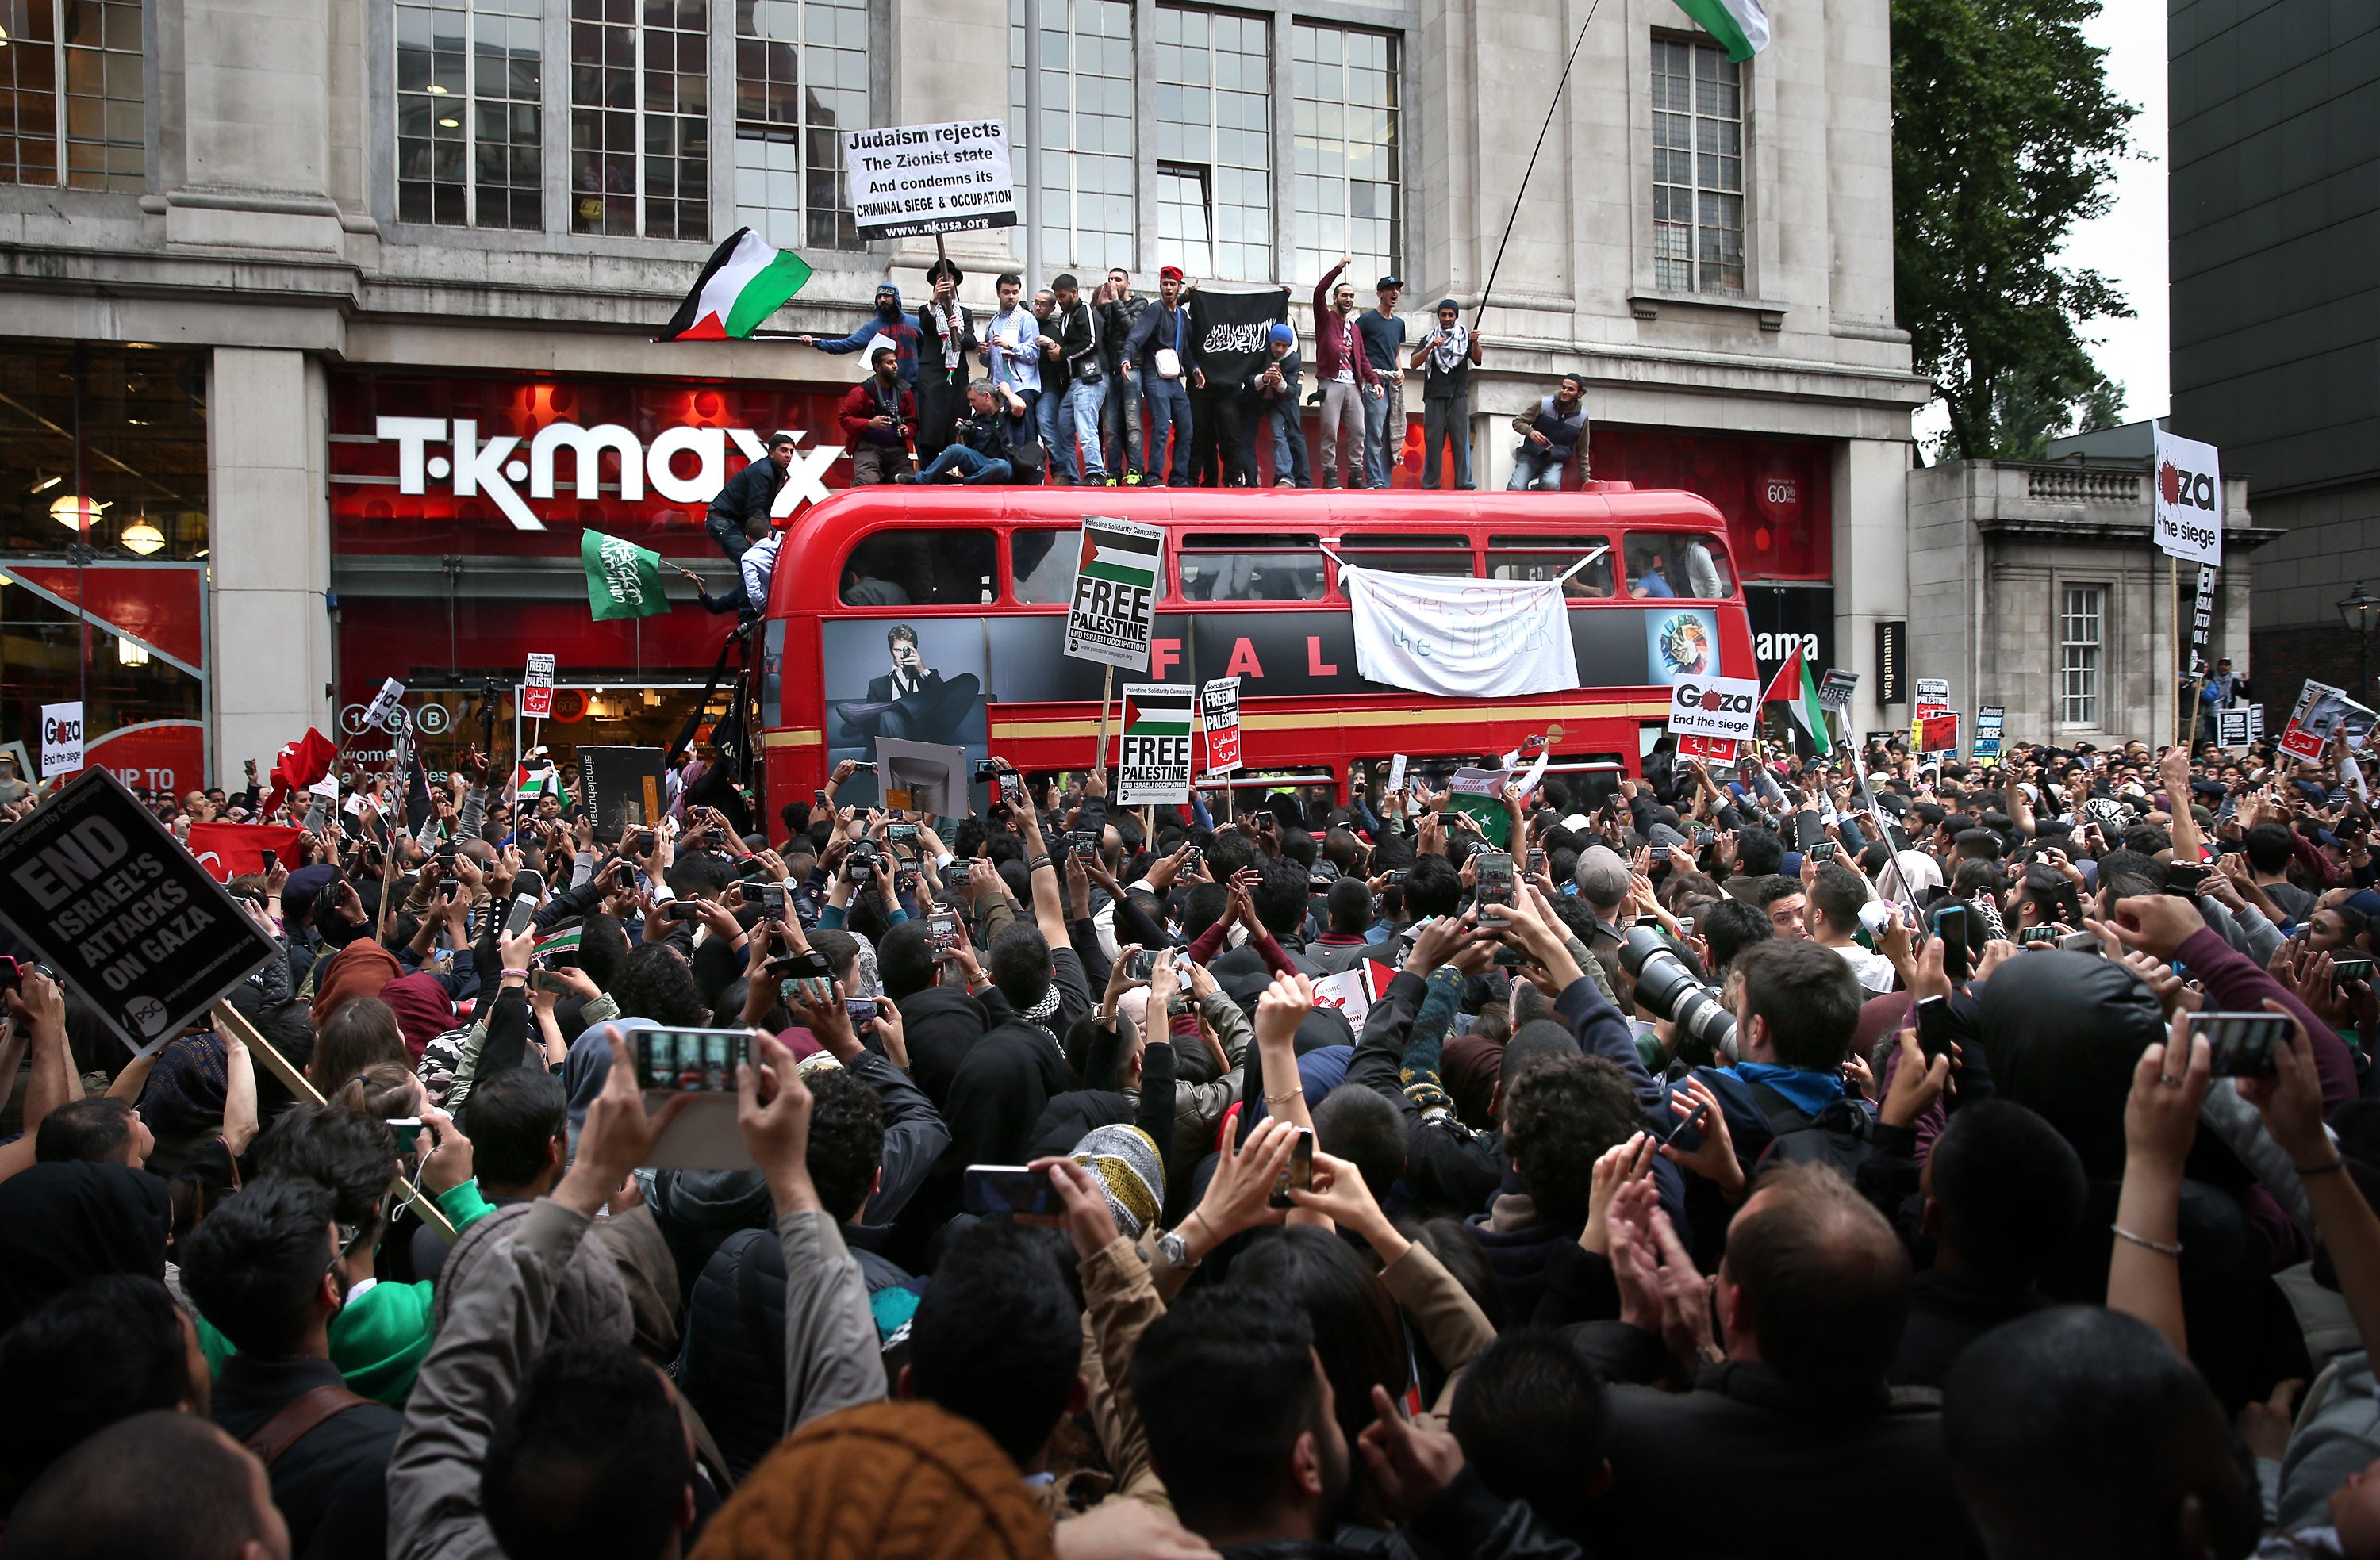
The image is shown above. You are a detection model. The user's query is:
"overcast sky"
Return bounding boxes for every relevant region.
[1910,0,2167,444]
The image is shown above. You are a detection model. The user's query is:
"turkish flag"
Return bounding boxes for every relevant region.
[266,728,338,816]
[187,823,305,883]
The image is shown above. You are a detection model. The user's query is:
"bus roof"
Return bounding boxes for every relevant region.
[780,481,1731,548]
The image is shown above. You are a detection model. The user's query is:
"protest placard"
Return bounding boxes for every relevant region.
[1200,676,1242,775]
[1117,684,1193,804]
[1065,516,1163,673]
[1665,676,1762,743]
[523,653,556,719]
[843,119,1017,240]
[0,768,280,1057]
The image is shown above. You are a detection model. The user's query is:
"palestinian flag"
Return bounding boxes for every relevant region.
[514,762,565,802]
[658,228,814,341]
[1122,685,1194,738]
[1671,0,1769,60]
[1760,642,1833,756]
[1081,517,1164,592]
[532,924,582,961]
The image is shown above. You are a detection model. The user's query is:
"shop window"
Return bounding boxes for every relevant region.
[1340,532,1469,577]
[1624,531,1730,599]
[1179,533,1322,602]
[838,528,996,607]
[1488,534,1614,598]
[1011,527,1081,604]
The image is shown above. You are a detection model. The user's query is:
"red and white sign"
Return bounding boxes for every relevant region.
[1918,714,1961,756]
[80,719,206,799]
[1200,675,1242,776]
[523,652,556,720]
[187,822,305,883]
[1677,733,1738,763]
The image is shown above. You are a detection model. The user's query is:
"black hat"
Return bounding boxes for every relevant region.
[1376,274,1404,290]
[925,257,963,284]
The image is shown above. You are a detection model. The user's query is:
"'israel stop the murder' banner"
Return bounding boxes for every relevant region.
[0,768,280,1058]
[1118,684,1193,805]
[1066,516,1164,673]
[1342,567,1580,700]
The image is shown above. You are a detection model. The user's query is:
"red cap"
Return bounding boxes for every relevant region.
[1159,265,1185,283]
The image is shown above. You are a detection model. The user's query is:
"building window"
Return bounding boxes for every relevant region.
[733,0,866,251]
[396,0,543,228]
[571,0,709,239]
[1010,0,1135,276]
[2060,585,2103,727]
[0,0,143,190]
[1651,36,1743,295]
[1292,22,1398,288]
[1154,6,1269,282]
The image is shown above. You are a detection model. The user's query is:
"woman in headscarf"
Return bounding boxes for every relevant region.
[379,971,458,1061]
[1877,848,1944,904]
[310,937,403,1027]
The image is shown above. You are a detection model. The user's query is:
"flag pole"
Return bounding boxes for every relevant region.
[1094,665,1115,776]
[1473,0,1603,332]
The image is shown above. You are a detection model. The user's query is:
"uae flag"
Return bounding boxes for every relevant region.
[1760,642,1833,756]
[658,228,814,341]
[1671,0,1769,61]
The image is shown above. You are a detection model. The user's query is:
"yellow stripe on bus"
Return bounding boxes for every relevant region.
[759,729,823,749]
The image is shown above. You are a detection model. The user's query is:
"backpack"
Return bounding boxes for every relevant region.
[1745,1080,1876,1180]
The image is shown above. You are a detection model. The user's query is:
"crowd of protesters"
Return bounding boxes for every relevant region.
[770,256,1567,494]
[11,715,2380,1558]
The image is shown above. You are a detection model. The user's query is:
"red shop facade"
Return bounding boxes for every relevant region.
[328,368,854,776]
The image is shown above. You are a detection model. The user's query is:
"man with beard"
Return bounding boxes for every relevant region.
[834,348,918,486]
[796,281,920,387]
[911,258,976,462]
[1507,372,1588,492]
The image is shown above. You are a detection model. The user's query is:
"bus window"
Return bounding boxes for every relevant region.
[839,529,998,607]
[1624,532,1731,600]
[1178,533,1325,602]
[1011,528,1081,604]
[1488,534,1614,599]
[1339,533,1473,577]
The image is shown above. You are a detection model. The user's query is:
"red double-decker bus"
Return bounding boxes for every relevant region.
[758,484,1752,818]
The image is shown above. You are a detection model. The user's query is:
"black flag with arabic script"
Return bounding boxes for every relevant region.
[1188,287,1292,386]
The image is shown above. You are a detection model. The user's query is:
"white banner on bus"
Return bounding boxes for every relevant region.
[1341,566,1578,700]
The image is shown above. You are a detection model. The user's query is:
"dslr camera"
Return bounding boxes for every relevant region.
[1619,926,1737,1060]
[843,838,884,883]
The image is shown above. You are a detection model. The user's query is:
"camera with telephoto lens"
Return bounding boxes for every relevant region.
[843,839,884,883]
[1620,926,1737,1060]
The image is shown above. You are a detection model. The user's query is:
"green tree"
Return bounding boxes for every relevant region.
[1894,0,2136,459]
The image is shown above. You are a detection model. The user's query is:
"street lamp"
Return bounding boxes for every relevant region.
[2340,581,2380,691]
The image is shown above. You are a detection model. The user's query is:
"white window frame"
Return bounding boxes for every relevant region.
[731,0,866,251]
[1289,19,1400,287]
[1154,3,1270,283]
[0,0,144,191]
[569,0,711,240]
[395,0,544,230]
[1010,0,1137,276]
[1650,33,1745,297]
[2060,584,2105,729]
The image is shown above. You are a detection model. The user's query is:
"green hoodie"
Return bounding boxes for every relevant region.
[195,1179,496,1407]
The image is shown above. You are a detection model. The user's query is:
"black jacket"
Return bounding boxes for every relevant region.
[1208,936,1355,1054]
[1889,1269,2051,1388]
[896,983,990,1110]
[1591,1347,1974,1558]
[1220,1467,1583,1559]
[677,1221,910,1479]
[212,1354,402,1560]
[704,455,784,531]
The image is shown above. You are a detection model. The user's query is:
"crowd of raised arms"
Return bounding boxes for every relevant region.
[13,725,2380,1560]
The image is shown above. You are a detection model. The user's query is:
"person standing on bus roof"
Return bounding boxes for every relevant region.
[793,282,919,386]
[1120,266,1204,488]
[703,431,793,562]
[1311,256,1379,489]
[1358,274,1407,489]
[1096,267,1146,481]
[836,347,917,485]
[1046,274,1107,486]
[980,270,1044,481]
[1507,372,1588,492]
[1242,323,1311,488]
[1412,298,1484,490]
[912,258,976,464]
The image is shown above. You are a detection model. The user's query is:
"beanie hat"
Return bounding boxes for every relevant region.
[282,864,337,922]
[1069,1123,1163,1240]
[1436,297,1459,314]
[690,1401,1054,1560]
[1268,322,1295,346]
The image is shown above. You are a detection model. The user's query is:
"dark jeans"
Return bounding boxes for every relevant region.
[1141,376,1192,485]
[704,508,750,562]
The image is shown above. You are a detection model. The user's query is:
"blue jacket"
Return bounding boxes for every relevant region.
[1121,301,1200,381]
[1522,394,1587,464]
[812,286,921,385]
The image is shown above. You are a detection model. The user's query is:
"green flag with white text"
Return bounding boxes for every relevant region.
[582,529,670,621]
